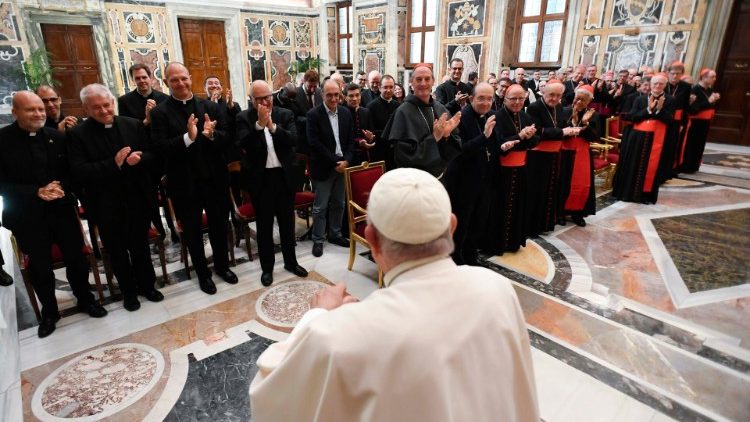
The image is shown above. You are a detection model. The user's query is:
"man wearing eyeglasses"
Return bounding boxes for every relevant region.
[236,81,308,286]
[435,58,471,114]
[35,85,77,131]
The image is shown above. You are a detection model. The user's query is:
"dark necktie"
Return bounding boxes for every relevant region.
[307,92,314,108]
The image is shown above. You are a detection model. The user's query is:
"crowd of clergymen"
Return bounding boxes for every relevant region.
[0,57,719,341]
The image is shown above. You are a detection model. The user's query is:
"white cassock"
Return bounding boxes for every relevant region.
[249,257,539,422]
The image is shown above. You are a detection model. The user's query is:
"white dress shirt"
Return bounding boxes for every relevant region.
[255,122,281,168]
[326,105,343,157]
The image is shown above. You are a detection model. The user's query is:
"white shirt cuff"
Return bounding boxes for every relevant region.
[183,133,195,147]
[254,122,264,131]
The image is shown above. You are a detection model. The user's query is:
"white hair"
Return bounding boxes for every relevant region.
[80,83,114,103]
[367,215,454,263]
[574,88,593,99]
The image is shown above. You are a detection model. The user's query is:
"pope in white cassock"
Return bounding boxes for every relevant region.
[249,168,539,421]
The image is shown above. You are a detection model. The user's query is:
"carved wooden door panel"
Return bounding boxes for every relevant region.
[178,19,230,99]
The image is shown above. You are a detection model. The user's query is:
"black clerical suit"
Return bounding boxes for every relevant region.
[361,89,380,108]
[237,106,301,273]
[0,123,96,319]
[67,116,158,300]
[563,80,578,106]
[294,86,323,155]
[366,96,399,165]
[443,104,500,265]
[117,89,170,122]
[434,79,471,114]
[44,113,65,130]
[349,105,374,165]
[150,96,232,278]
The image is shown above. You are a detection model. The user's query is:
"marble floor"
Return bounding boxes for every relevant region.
[1,143,749,422]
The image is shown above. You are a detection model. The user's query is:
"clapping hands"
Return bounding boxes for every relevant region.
[432,112,461,142]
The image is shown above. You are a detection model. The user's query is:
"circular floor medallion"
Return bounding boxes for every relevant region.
[256,280,329,327]
[32,343,164,421]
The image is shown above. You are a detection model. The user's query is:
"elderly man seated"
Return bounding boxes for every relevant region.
[249,168,539,422]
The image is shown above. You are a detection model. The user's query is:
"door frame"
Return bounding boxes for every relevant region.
[167,4,246,110]
[21,9,118,98]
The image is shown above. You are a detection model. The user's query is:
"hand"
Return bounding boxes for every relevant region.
[210,91,221,103]
[501,140,520,151]
[144,99,156,125]
[257,104,270,128]
[335,160,348,173]
[226,89,233,108]
[648,96,658,111]
[519,124,536,140]
[656,95,665,111]
[310,283,359,310]
[37,181,65,201]
[582,109,595,126]
[126,151,142,166]
[709,93,720,103]
[483,114,496,138]
[114,146,132,168]
[439,111,461,141]
[202,113,216,139]
[362,129,375,142]
[456,93,469,107]
[562,127,577,137]
[187,113,198,141]
[57,116,77,131]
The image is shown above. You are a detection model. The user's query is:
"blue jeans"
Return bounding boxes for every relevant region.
[311,171,346,244]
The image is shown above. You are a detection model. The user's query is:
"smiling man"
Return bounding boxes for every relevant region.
[68,83,163,311]
[117,63,169,126]
[435,58,471,114]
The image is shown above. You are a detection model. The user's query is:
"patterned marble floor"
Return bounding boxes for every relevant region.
[3,143,750,422]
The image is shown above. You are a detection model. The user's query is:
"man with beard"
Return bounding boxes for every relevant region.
[681,69,721,173]
[118,63,169,124]
[442,82,499,265]
[365,74,399,164]
[0,91,107,337]
[150,62,238,294]
[385,65,461,178]
[236,81,308,286]
[560,85,599,227]
[665,61,693,173]
[118,63,176,243]
[612,73,675,204]
[526,80,576,233]
[36,85,77,131]
[435,58,471,114]
[483,84,539,255]
[307,80,354,258]
[360,70,382,106]
[68,84,163,311]
[344,83,375,165]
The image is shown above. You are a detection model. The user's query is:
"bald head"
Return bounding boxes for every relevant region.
[472,82,495,115]
[505,84,526,98]
[330,72,345,88]
[544,81,564,94]
[542,81,564,107]
[250,80,273,109]
[164,62,188,79]
[12,91,47,132]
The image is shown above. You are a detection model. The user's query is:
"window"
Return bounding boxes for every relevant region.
[337,2,353,67]
[515,0,568,66]
[406,0,436,67]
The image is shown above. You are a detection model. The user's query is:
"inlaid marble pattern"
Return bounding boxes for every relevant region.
[0,3,20,41]
[447,0,485,38]
[256,280,328,327]
[583,0,606,29]
[670,0,698,24]
[610,0,664,27]
[702,153,750,170]
[579,35,600,69]
[32,343,163,420]
[603,33,658,72]
[446,43,482,83]
[661,30,690,68]
[358,12,385,46]
[651,208,750,293]
[164,334,273,421]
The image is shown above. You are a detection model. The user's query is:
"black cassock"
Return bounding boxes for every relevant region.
[681,85,717,173]
[559,108,599,217]
[67,116,158,299]
[525,100,571,235]
[665,80,691,174]
[612,94,675,204]
[480,106,538,255]
[366,96,399,166]
[150,96,232,278]
[118,89,170,121]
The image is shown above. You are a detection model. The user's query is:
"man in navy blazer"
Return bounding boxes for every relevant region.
[306,80,354,257]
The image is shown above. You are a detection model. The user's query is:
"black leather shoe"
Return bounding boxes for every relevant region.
[37,315,61,338]
[138,287,164,302]
[312,243,323,257]
[328,236,350,247]
[284,264,308,277]
[572,215,587,227]
[216,269,238,284]
[79,302,108,318]
[0,268,13,286]
[557,216,567,226]
[261,272,273,287]
[199,275,217,295]
[124,296,141,311]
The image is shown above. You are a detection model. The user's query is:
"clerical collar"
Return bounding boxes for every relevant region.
[104,124,113,129]
[29,131,37,136]
[172,94,194,104]
[138,89,153,98]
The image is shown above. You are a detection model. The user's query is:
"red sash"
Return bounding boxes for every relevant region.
[532,140,563,153]
[674,109,683,121]
[633,120,667,193]
[499,151,527,167]
[562,137,591,210]
[678,109,716,164]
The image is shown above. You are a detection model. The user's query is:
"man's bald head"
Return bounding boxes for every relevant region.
[12,91,47,132]
[544,81,564,94]
[505,84,526,98]
[250,80,273,109]
[471,82,495,115]
[164,62,188,79]
[542,81,564,107]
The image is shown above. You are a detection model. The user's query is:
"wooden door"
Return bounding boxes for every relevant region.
[708,0,750,146]
[178,19,230,98]
[41,24,101,118]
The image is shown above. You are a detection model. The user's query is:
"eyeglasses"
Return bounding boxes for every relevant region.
[253,94,272,101]
[41,97,60,103]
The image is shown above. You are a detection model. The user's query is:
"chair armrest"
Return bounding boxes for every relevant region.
[349,201,367,215]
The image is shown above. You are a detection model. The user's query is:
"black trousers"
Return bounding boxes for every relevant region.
[253,168,298,272]
[14,205,95,319]
[450,183,491,265]
[97,209,155,299]
[173,180,231,277]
